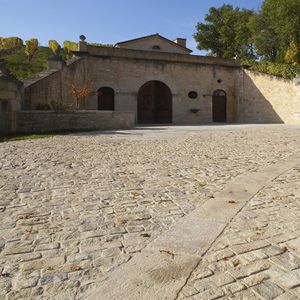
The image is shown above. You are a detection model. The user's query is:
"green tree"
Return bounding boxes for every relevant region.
[250,0,300,62]
[194,5,255,59]
[49,40,61,58]
[25,39,38,63]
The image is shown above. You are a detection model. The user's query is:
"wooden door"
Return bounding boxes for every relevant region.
[213,90,227,122]
[138,81,172,124]
[98,87,114,110]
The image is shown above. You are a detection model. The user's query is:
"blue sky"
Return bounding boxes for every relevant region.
[1,0,262,54]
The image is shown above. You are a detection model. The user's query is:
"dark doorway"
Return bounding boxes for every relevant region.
[137,81,172,124]
[212,90,227,122]
[98,87,115,110]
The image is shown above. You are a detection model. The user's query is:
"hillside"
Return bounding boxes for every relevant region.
[3,46,61,80]
[2,43,112,81]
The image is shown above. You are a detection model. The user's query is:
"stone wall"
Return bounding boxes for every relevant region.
[23,46,241,125]
[18,45,300,126]
[16,110,135,134]
[239,70,300,124]
[89,55,239,124]
[23,57,90,110]
[0,61,23,134]
[85,46,240,124]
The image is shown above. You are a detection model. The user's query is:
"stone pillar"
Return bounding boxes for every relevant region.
[0,59,24,135]
[78,35,88,52]
[78,41,88,52]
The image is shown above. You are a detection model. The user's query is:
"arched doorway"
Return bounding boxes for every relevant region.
[98,87,114,110]
[137,81,172,124]
[212,90,227,122]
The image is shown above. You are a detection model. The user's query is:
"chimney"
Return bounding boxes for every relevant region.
[173,38,187,48]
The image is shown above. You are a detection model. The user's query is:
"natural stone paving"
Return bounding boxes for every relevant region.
[0,125,300,299]
[178,166,300,300]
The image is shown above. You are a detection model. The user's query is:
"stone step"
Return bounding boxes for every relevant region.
[23,69,59,88]
[23,57,81,88]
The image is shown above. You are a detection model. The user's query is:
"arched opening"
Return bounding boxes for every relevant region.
[137,81,172,124]
[98,87,115,110]
[212,90,227,123]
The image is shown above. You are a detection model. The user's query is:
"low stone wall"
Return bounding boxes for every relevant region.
[16,110,135,134]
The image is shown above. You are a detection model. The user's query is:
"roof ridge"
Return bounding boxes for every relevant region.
[115,34,192,53]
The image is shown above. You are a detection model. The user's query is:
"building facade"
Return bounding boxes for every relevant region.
[19,34,300,126]
[22,34,242,124]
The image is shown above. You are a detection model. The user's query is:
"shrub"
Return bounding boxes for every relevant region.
[242,59,300,79]
[0,37,24,56]
[25,39,38,63]
[0,37,23,50]
[88,43,113,47]
[63,41,78,52]
[285,40,300,66]
[49,40,61,58]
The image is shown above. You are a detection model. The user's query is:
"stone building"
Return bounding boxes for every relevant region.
[1,34,300,135]
[23,34,243,124]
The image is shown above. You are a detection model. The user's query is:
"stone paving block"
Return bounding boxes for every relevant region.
[269,254,300,271]
[261,245,286,257]
[222,281,246,294]
[2,244,34,256]
[204,248,235,263]
[180,285,199,297]
[274,269,300,289]
[231,240,270,255]
[67,253,90,263]
[13,270,40,289]
[193,278,217,293]
[229,260,270,279]
[251,281,285,299]
[275,292,300,300]
[241,272,269,287]
[13,252,42,263]
[231,289,261,300]
[213,273,235,287]
[287,238,300,251]
[21,256,65,271]
[0,277,12,296]
[192,288,225,299]
[194,268,214,280]
[35,242,60,251]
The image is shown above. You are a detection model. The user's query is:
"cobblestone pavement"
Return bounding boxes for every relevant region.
[178,166,300,300]
[0,125,300,299]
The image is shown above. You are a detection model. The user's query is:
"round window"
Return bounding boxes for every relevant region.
[188,91,198,99]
